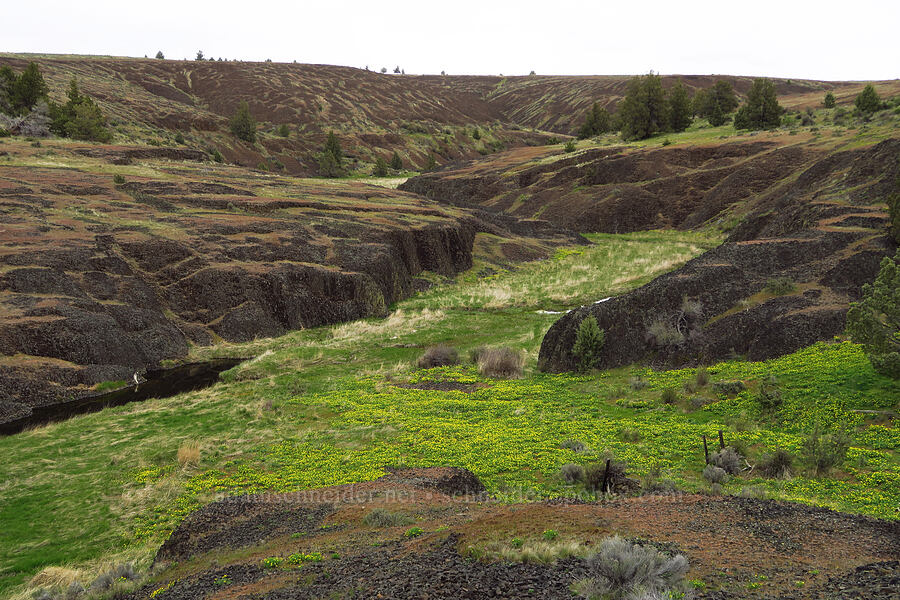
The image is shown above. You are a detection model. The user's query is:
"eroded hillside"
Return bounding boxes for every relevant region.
[0,140,577,423]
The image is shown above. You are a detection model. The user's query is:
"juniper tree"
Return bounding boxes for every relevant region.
[855,84,882,115]
[734,78,783,130]
[846,250,900,378]
[229,101,257,143]
[618,72,668,141]
[667,80,693,132]
[824,91,836,108]
[390,151,403,170]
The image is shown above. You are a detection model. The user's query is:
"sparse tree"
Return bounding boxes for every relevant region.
[155,51,165,60]
[48,78,111,142]
[12,62,48,115]
[572,315,605,372]
[578,102,612,139]
[390,151,403,170]
[846,249,900,378]
[667,80,693,132]
[734,78,783,130]
[381,67,387,74]
[823,91,836,108]
[393,66,401,74]
[195,50,205,61]
[693,80,738,126]
[318,131,344,177]
[618,72,668,141]
[0,66,16,114]
[855,84,882,115]
[373,156,389,177]
[229,100,257,143]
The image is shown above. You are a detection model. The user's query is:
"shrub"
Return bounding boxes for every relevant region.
[758,448,794,479]
[572,315,605,372]
[543,529,558,541]
[823,92,836,108]
[702,464,729,484]
[229,100,256,143]
[174,132,185,144]
[424,153,437,171]
[584,457,629,493]
[801,428,849,476]
[560,463,585,484]
[113,174,126,185]
[561,439,587,453]
[211,148,224,163]
[628,376,648,390]
[373,156,389,177]
[712,380,746,395]
[261,557,283,568]
[472,127,480,139]
[709,447,742,475]
[755,375,782,412]
[363,508,412,528]
[416,345,459,368]
[660,388,678,405]
[277,123,290,137]
[846,250,900,378]
[646,318,683,347]
[563,140,577,152]
[765,277,796,295]
[576,536,689,600]
[404,526,424,538]
[477,346,524,379]
[695,366,709,387]
[619,427,641,443]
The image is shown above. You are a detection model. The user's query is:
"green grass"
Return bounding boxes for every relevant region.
[0,228,897,598]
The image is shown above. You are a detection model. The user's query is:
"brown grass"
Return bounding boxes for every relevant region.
[176,440,201,466]
[476,346,525,379]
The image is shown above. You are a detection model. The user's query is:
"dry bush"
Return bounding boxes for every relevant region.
[477,346,524,379]
[695,366,710,387]
[362,508,412,528]
[758,448,794,479]
[576,536,689,600]
[646,318,684,347]
[177,440,201,466]
[416,344,460,368]
[703,464,729,484]
[560,463,585,484]
[709,447,743,475]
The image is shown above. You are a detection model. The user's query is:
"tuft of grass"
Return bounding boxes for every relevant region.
[476,346,524,379]
[176,441,201,467]
[417,345,459,369]
[362,508,412,528]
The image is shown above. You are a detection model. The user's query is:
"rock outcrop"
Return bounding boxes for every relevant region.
[538,139,900,371]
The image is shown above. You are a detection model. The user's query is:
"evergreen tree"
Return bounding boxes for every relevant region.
[12,62,48,115]
[734,78,783,130]
[48,78,112,142]
[155,51,165,59]
[693,80,738,126]
[855,84,882,115]
[373,156,389,177]
[424,153,437,171]
[578,102,612,139]
[0,66,15,114]
[195,50,205,61]
[318,131,344,177]
[667,80,693,132]
[229,101,257,142]
[618,73,668,141]
[823,92,836,108]
[572,315,605,372]
[390,151,403,170]
[846,249,900,378]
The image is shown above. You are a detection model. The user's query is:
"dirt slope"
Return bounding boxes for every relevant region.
[0,140,578,421]
[129,468,900,600]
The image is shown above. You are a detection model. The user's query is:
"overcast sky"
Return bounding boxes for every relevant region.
[5,0,898,81]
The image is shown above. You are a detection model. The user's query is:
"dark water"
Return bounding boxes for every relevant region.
[0,358,244,435]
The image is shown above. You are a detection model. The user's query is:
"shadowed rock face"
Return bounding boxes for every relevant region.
[0,147,579,422]
[538,139,899,372]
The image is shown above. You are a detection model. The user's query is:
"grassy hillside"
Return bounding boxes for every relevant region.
[1,229,897,599]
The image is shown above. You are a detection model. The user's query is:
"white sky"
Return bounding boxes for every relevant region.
[5,0,899,81]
